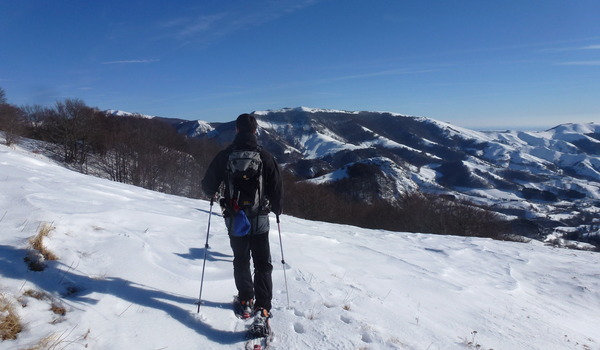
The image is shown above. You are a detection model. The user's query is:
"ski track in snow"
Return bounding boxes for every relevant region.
[1,143,599,350]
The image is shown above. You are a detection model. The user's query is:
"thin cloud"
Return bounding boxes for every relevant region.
[162,14,225,41]
[582,44,600,50]
[102,59,160,65]
[158,0,319,47]
[558,60,600,66]
[542,43,600,53]
[320,68,439,83]
[191,66,438,101]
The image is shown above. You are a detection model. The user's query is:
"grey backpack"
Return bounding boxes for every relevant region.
[225,149,265,217]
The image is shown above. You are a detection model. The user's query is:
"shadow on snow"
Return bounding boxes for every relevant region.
[175,247,233,263]
[0,244,243,345]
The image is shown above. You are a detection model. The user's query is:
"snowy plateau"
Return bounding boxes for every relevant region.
[1,124,599,349]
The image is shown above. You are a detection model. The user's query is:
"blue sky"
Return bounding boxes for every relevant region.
[1,0,599,129]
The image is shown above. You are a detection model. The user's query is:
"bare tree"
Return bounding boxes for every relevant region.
[42,99,97,166]
[0,88,27,146]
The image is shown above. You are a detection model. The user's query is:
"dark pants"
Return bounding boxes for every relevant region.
[229,231,273,311]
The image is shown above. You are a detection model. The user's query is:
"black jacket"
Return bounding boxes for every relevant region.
[201,132,283,216]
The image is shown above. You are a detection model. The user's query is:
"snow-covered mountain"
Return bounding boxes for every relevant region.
[171,107,600,247]
[105,109,155,119]
[1,137,599,350]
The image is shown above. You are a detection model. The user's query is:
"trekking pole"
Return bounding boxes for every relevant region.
[276,215,290,308]
[197,196,215,313]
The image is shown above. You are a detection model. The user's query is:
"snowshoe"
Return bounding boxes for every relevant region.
[246,308,271,339]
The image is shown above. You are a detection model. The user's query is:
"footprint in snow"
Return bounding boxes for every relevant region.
[293,322,306,334]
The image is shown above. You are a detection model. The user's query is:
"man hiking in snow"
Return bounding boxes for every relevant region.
[201,113,283,326]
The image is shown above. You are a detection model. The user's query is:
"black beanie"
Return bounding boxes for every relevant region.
[236,113,258,133]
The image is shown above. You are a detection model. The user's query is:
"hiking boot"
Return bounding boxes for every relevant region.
[254,307,272,319]
[248,308,271,338]
[240,299,254,319]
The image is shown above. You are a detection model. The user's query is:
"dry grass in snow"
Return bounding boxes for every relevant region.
[0,293,22,341]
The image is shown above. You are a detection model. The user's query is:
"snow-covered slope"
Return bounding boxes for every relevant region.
[1,138,599,349]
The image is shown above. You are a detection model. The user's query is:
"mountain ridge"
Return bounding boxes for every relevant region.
[106,107,600,248]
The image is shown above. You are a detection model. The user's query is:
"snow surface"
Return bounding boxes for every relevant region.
[189,120,215,137]
[1,143,599,350]
[105,109,155,119]
[253,107,360,116]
